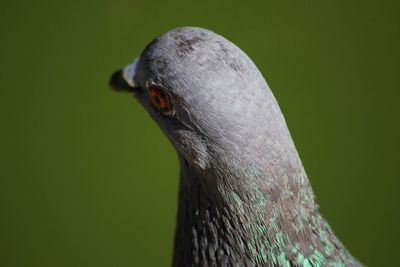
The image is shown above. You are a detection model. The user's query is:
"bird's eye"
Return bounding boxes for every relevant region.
[148,85,173,114]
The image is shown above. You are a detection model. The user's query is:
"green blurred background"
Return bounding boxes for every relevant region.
[1,0,399,266]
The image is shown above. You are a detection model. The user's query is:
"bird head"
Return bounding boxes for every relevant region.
[110,27,294,172]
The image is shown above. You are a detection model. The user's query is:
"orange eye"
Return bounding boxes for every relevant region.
[148,85,173,113]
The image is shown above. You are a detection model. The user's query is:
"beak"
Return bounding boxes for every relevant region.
[109,57,140,93]
[109,69,138,92]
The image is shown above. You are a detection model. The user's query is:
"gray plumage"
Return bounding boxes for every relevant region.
[110,27,362,267]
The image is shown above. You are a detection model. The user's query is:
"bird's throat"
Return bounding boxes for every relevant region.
[172,158,356,267]
[172,158,305,266]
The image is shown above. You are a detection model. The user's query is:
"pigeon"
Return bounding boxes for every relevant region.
[109,27,362,267]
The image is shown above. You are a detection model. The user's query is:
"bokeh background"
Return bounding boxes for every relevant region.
[1,0,399,266]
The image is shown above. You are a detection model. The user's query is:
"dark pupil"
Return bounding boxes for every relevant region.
[153,94,162,107]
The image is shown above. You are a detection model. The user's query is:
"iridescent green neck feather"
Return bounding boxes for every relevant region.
[173,153,361,267]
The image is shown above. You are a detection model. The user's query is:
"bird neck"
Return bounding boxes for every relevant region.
[172,157,357,266]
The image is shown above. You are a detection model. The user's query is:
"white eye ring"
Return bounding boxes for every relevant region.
[122,57,140,87]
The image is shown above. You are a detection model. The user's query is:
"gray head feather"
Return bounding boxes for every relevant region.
[133,27,295,171]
